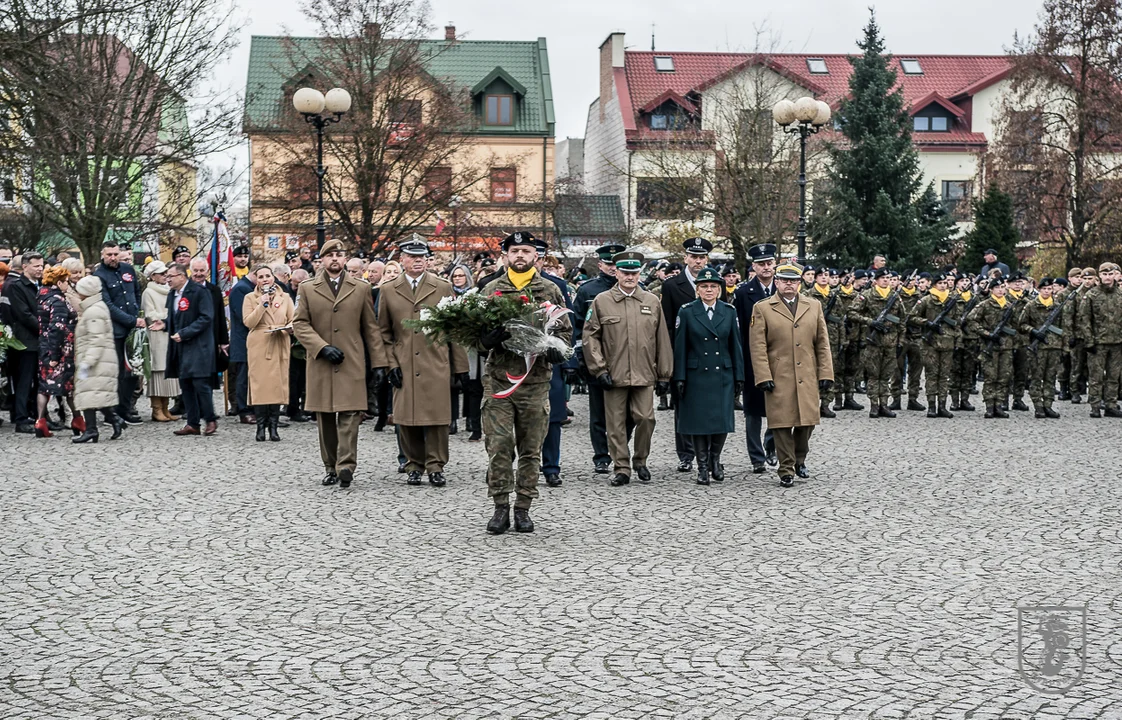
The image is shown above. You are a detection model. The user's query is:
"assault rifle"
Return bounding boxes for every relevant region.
[920,290,961,344]
[982,301,1019,354]
[823,288,843,325]
[1027,291,1072,353]
[864,270,917,344]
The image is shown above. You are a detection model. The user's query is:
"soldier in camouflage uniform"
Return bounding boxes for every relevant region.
[1019,277,1066,418]
[802,267,841,418]
[1076,262,1122,418]
[850,268,904,418]
[1057,267,1083,400]
[964,276,1017,419]
[1065,268,1098,403]
[949,274,979,411]
[1004,272,1033,411]
[834,270,866,410]
[890,273,927,411]
[480,232,572,535]
[907,271,960,418]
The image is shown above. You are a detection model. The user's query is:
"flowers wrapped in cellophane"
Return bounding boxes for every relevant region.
[492,301,574,399]
[402,287,532,351]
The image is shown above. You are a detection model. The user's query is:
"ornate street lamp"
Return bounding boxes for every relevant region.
[292,87,352,250]
[773,96,831,260]
[447,194,463,261]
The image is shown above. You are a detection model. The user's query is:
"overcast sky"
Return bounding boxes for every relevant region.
[217,0,1043,186]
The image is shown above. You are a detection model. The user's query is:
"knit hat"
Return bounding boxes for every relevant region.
[75,275,103,298]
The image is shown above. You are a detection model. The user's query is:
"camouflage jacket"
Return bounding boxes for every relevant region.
[850,287,905,348]
[802,285,843,347]
[1076,283,1122,346]
[965,296,1019,352]
[908,292,961,350]
[1018,295,1065,351]
[481,270,572,386]
[897,289,923,340]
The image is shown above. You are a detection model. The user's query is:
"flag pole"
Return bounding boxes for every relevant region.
[210,199,220,286]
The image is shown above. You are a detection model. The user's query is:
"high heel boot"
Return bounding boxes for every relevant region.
[72,410,100,444]
[268,405,281,442]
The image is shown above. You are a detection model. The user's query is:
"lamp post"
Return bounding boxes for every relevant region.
[292,87,352,250]
[447,194,463,261]
[773,96,831,260]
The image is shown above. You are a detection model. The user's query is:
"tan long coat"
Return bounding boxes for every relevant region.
[243,288,295,405]
[293,273,386,413]
[749,294,834,429]
[377,272,468,426]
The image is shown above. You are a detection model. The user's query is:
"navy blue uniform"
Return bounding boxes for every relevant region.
[733,278,777,466]
[572,271,617,468]
[93,261,141,416]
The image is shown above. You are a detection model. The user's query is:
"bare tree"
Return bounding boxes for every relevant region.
[250,0,505,255]
[988,0,1122,269]
[0,0,242,262]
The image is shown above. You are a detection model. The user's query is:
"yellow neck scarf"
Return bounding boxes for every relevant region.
[874,285,891,299]
[815,283,830,297]
[840,285,854,295]
[960,290,972,303]
[726,285,736,295]
[902,286,917,297]
[1039,295,1053,307]
[1009,289,1023,300]
[929,287,949,303]
[507,267,536,290]
[994,295,1007,308]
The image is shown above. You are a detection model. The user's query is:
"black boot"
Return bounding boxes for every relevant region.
[958,396,975,411]
[104,408,125,439]
[1012,397,1030,411]
[994,402,1009,418]
[1090,405,1102,418]
[878,405,897,418]
[268,406,281,442]
[842,393,864,411]
[255,407,267,442]
[819,400,836,418]
[1044,406,1061,419]
[513,508,534,533]
[937,398,954,419]
[888,397,902,411]
[449,419,458,435]
[907,397,926,411]
[694,435,710,485]
[487,505,511,535]
[984,403,996,419]
[926,397,938,418]
[72,409,100,444]
[1105,405,1122,418]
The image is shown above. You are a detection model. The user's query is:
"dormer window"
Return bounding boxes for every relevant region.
[914,115,951,132]
[485,95,513,125]
[654,56,675,72]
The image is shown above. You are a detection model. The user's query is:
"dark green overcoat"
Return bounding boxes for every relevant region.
[673,300,744,435]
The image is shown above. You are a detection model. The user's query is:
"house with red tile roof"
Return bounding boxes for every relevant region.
[583,32,1014,248]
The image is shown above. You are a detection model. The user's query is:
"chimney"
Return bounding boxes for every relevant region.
[599,32,625,122]
[445,23,456,41]
[364,22,381,41]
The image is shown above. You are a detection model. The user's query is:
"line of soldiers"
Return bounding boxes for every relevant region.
[799,260,1122,419]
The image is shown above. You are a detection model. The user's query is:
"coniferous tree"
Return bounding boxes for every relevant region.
[811,10,950,270]
[962,184,1021,274]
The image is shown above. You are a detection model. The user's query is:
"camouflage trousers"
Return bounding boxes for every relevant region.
[891,339,924,400]
[1068,343,1089,394]
[1086,343,1122,408]
[1028,348,1062,409]
[483,379,550,510]
[1010,347,1029,399]
[980,349,1013,404]
[861,342,896,407]
[840,340,862,394]
[922,346,954,399]
[950,341,979,395]
[821,336,844,403]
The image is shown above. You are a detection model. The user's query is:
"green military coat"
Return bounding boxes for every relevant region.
[908,291,961,351]
[672,300,744,435]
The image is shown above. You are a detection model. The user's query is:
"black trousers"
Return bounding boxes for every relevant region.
[8,348,38,425]
[586,381,613,466]
[288,357,306,416]
[181,377,217,428]
[670,381,695,463]
[227,361,250,415]
[462,378,484,430]
[111,336,136,416]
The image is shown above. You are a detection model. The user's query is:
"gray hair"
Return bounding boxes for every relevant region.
[291,269,310,283]
[271,263,290,279]
[61,257,84,273]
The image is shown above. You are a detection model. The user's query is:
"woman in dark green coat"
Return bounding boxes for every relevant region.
[674,268,745,485]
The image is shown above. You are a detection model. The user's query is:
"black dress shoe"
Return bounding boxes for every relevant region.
[407,470,423,486]
[321,472,338,486]
[795,464,809,479]
[677,459,693,472]
[338,468,353,488]
[594,462,611,474]
[469,429,482,442]
[449,420,458,435]
[487,505,511,535]
[398,461,407,473]
[752,463,766,474]
[779,475,795,488]
[635,466,651,483]
[610,473,630,486]
[545,473,562,487]
[513,508,534,533]
[373,419,386,431]
[121,413,143,426]
[765,451,777,467]
[15,423,34,434]
[46,419,64,432]
[289,412,311,423]
[428,472,446,487]
[696,467,710,485]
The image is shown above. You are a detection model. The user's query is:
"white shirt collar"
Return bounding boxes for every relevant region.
[618,286,637,297]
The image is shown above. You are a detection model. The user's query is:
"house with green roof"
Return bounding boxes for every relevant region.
[243,25,557,256]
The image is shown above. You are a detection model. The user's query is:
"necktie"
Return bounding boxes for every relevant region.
[707,307,713,321]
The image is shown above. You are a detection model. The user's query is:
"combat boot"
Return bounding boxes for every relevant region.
[1105,405,1122,418]
[926,397,938,418]
[820,400,836,419]
[486,505,511,535]
[958,395,976,411]
[842,394,864,411]
[994,403,1009,418]
[937,398,954,419]
[908,397,926,411]
[1044,406,1061,419]
[1090,405,1102,418]
[878,405,896,418]
[695,444,710,485]
[513,508,534,533]
[1034,404,1046,419]
[984,403,996,419]
[949,392,962,411]
[832,396,844,411]
[1012,397,1030,412]
[888,397,902,411]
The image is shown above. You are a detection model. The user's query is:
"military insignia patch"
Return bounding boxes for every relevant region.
[585,308,593,322]
[675,315,680,329]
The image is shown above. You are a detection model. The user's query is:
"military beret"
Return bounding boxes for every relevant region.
[1067,267,1083,278]
[828,268,841,277]
[853,269,869,279]
[1054,277,1069,287]
[874,268,891,279]
[173,245,191,257]
[320,239,344,256]
[1040,277,1054,286]
[285,250,299,261]
[1008,271,1026,281]
[480,258,496,268]
[694,266,723,285]
[814,266,829,277]
[721,264,738,277]
[931,271,947,283]
[233,245,249,257]
[1098,261,1116,274]
[918,271,932,280]
[502,231,537,252]
[682,237,713,256]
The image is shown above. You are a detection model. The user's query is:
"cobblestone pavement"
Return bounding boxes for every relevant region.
[2,391,1122,719]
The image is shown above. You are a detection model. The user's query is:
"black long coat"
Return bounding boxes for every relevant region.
[733,277,776,416]
[165,281,216,380]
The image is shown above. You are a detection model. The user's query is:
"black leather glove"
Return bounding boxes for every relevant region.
[387,367,404,388]
[1068,337,1079,349]
[1029,329,1048,342]
[543,346,568,364]
[481,327,510,351]
[819,379,833,392]
[562,367,579,384]
[870,321,889,334]
[925,321,942,333]
[656,380,670,395]
[1085,344,1097,355]
[452,372,469,390]
[597,373,613,388]
[989,330,1004,343]
[756,380,775,393]
[371,367,386,388]
[675,380,686,397]
[734,381,744,396]
[319,345,345,365]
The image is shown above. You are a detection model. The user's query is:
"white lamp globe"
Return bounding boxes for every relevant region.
[814,101,832,126]
[293,87,326,114]
[325,88,352,114]
[794,96,819,124]
[772,99,796,126]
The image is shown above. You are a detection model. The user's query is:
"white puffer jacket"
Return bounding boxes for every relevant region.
[73,294,119,411]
